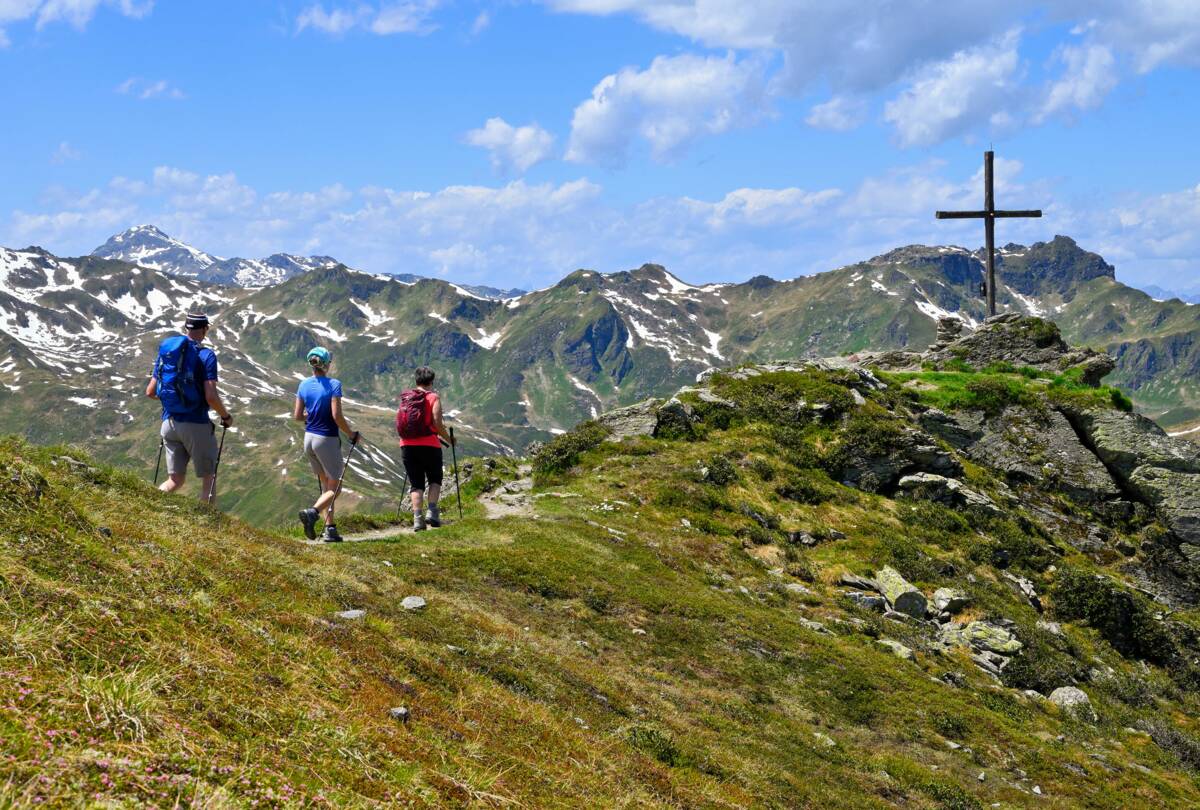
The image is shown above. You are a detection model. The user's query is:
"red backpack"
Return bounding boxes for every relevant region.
[396,389,435,439]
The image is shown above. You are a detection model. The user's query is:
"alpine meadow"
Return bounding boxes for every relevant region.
[3,2,1200,808]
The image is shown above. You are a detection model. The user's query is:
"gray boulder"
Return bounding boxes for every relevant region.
[875,566,927,619]
[1049,686,1096,722]
[597,399,661,439]
[401,596,427,611]
[933,587,970,614]
[897,472,1003,517]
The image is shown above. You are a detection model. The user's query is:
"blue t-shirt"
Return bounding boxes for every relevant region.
[297,376,342,437]
[156,341,218,424]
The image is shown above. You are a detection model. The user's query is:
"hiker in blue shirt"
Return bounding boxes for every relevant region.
[145,313,233,504]
[294,347,360,542]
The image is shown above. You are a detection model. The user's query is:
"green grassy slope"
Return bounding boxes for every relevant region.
[6,361,1200,806]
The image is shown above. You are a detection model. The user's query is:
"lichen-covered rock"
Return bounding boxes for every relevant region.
[874,566,927,619]
[924,314,1115,385]
[877,639,915,660]
[941,621,1023,656]
[918,408,984,450]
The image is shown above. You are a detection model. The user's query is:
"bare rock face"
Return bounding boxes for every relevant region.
[964,408,1122,505]
[1067,409,1200,480]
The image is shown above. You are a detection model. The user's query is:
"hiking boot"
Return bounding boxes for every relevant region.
[413,513,427,532]
[427,503,441,528]
[299,508,319,540]
[324,525,343,543]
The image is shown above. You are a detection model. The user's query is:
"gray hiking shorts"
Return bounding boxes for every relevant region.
[304,433,343,480]
[161,418,219,478]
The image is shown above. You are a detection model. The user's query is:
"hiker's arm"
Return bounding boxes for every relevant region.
[432,397,453,444]
[330,397,357,440]
[292,396,305,422]
[145,377,158,399]
[205,380,232,425]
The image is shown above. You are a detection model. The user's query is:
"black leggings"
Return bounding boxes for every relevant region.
[401,445,443,492]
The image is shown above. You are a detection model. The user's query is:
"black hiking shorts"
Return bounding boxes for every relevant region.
[401,445,443,492]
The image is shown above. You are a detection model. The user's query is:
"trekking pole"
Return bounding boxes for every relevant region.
[207,426,227,505]
[450,427,463,520]
[330,433,360,503]
[153,438,164,486]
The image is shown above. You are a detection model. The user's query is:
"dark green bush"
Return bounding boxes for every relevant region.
[1000,627,1085,694]
[776,469,839,505]
[627,725,683,767]
[532,421,612,478]
[710,370,856,427]
[703,454,739,486]
[901,501,970,536]
[967,518,1053,572]
[1051,568,1176,666]
[747,457,775,481]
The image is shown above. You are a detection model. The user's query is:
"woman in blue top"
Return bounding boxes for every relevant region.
[293,347,360,542]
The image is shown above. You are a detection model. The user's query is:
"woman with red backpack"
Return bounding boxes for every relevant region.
[396,366,454,531]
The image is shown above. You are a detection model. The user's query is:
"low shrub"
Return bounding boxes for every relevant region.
[532,421,612,479]
[1051,568,1176,666]
[627,725,683,767]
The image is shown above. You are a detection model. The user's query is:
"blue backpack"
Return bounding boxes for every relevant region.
[154,335,203,416]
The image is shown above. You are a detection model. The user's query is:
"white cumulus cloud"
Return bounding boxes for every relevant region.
[0,0,149,45]
[566,52,770,166]
[1036,42,1118,123]
[805,96,867,131]
[295,1,440,36]
[883,31,1022,147]
[465,118,557,174]
[116,76,184,100]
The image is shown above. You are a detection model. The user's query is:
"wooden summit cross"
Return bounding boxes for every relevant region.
[936,150,1041,317]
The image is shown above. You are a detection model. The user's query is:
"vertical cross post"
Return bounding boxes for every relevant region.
[984,151,996,316]
[936,150,1042,318]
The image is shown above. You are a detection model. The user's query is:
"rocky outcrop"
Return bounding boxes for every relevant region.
[897,472,1002,517]
[939,621,1024,678]
[1064,407,1200,548]
[925,314,1115,383]
[597,397,697,440]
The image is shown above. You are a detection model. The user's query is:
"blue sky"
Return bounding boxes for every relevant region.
[2,1,1199,292]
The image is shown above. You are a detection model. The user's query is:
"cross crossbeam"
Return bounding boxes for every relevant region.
[935,151,1042,316]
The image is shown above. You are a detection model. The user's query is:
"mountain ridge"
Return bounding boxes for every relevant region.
[4,231,1199,524]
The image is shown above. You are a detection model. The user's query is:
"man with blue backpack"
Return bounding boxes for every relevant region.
[145,313,233,504]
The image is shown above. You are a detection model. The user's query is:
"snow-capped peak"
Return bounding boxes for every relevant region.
[91,226,341,288]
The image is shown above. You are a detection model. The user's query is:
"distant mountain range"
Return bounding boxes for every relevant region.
[2,226,1198,523]
[1140,283,1200,305]
[92,225,525,299]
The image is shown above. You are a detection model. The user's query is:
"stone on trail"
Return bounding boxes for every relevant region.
[874,566,927,619]
[401,596,427,611]
[1049,686,1097,722]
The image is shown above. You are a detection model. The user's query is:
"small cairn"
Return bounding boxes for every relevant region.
[931,316,964,351]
